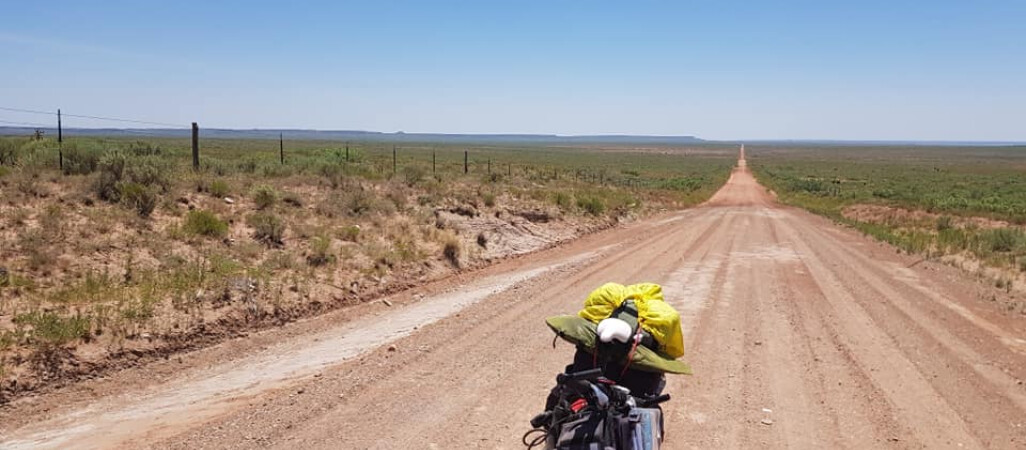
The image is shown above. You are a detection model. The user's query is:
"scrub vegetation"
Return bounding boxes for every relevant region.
[749,144,1026,292]
[0,134,734,400]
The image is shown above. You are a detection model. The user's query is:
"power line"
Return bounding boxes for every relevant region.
[0,106,186,128]
[1,105,303,139]
[0,118,53,128]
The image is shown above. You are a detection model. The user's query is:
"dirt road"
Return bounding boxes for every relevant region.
[3,156,1025,449]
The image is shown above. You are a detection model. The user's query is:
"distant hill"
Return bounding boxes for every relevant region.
[0,126,705,145]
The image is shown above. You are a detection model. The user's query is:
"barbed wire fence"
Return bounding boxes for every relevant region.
[0,105,658,188]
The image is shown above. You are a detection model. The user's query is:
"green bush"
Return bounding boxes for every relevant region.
[576,196,606,216]
[252,184,278,210]
[127,141,161,156]
[552,191,573,210]
[659,177,702,192]
[93,151,172,202]
[125,156,172,193]
[182,210,228,238]
[0,139,18,165]
[482,192,496,207]
[94,151,128,202]
[209,179,230,198]
[61,143,102,175]
[306,235,335,266]
[121,182,158,217]
[339,225,361,242]
[247,211,285,245]
[14,311,90,347]
[982,228,1023,253]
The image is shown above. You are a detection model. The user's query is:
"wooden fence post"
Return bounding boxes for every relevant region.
[393,145,397,175]
[279,132,284,165]
[57,109,63,172]
[464,150,468,174]
[432,151,436,174]
[191,122,199,171]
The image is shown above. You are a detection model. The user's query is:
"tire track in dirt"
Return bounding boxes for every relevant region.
[781,210,1026,448]
[775,212,984,448]
[251,202,738,448]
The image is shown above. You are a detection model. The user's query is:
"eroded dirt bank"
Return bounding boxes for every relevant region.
[2,161,1025,449]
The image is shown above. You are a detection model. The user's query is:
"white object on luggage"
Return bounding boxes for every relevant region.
[596,318,633,343]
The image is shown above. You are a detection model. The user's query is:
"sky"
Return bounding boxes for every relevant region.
[1,1,1024,141]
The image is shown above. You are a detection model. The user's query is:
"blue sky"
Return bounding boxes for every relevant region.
[1,1,1023,140]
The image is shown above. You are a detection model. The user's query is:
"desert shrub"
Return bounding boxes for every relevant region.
[385,186,408,210]
[94,151,172,200]
[127,141,161,156]
[339,225,361,242]
[39,204,65,240]
[314,196,344,218]
[659,177,702,192]
[477,232,488,248]
[94,151,128,201]
[306,235,335,266]
[237,158,259,174]
[347,189,376,216]
[789,178,829,195]
[14,311,90,347]
[402,166,426,186]
[282,191,303,207]
[182,210,228,238]
[209,179,231,198]
[577,196,606,216]
[0,166,10,178]
[364,241,397,270]
[125,156,172,193]
[322,189,392,217]
[61,143,102,175]
[982,228,1023,253]
[247,211,285,246]
[935,215,954,231]
[482,192,496,207]
[121,182,158,217]
[1018,257,1026,273]
[320,163,348,189]
[393,237,421,263]
[19,229,55,270]
[252,184,278,210]
[443,235,461,267]
[552,191,573,210]
[0,139,18,165]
